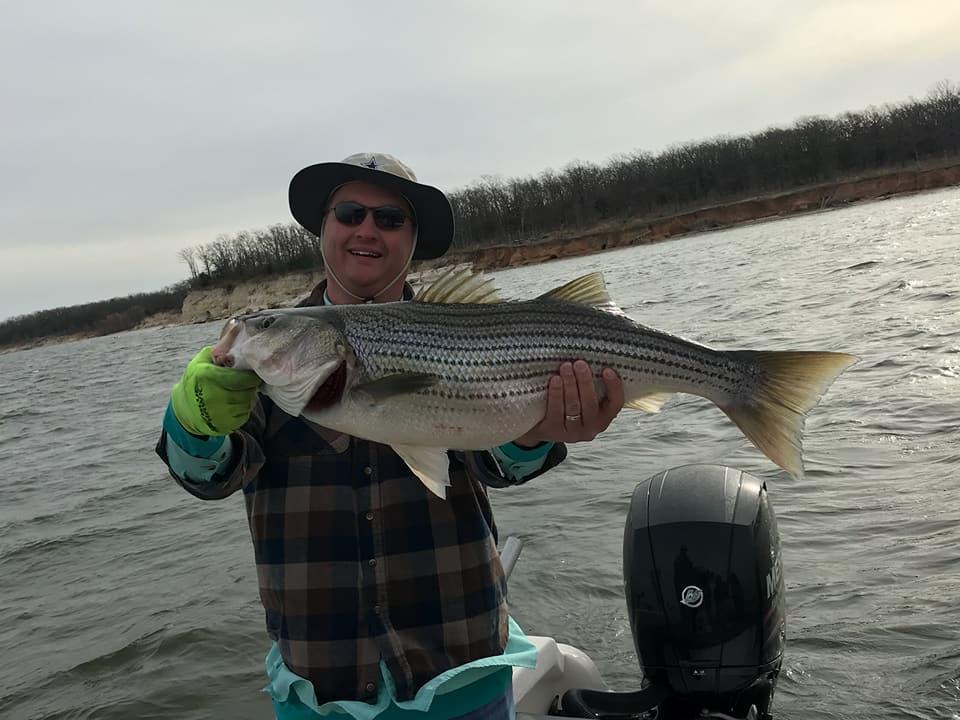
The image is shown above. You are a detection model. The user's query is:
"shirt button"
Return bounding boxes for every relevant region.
[365,682,376,695]
[363,466,373,476]
[365,511,374,521]
[368,558,377,567]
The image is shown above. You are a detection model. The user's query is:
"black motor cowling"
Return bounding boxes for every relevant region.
[623,464,785,717]
[559,464,785,719]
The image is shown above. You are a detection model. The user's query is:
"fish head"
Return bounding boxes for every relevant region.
[213,308,350,416]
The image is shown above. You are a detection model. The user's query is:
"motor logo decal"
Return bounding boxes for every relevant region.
[680,585,704,608]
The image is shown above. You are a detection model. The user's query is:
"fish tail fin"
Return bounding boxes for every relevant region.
[720,351,857,478]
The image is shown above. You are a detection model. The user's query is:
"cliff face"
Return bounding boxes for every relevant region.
[179,270,325,324]
[172,267,451,325]
[164,162,960,327]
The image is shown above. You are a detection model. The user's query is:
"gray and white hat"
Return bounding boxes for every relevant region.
[288,152,455,260]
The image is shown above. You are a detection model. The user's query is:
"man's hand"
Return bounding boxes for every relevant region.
[514,361,625,447]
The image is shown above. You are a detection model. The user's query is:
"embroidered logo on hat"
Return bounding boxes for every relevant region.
[362,155,380,170]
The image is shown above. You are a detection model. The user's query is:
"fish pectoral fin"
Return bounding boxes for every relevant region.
[353,373,438,406]
[391,444,451,499]
[624,392,673,413]
[537,273,627,316]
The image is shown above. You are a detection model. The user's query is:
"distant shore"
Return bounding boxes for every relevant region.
[4,161,959,355]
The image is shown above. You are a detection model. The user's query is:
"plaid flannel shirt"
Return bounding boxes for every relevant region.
[156,280,565,705]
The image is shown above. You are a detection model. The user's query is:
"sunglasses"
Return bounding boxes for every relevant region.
[328,201,411,230]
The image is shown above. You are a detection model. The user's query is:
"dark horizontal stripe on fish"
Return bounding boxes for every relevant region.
[368,354,733,395]
[351,322,729,371]
[420,386,546,402]
[361,339,740,387]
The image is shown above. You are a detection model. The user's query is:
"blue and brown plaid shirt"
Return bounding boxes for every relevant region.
[157,397,565,704]
[156,282,565,705]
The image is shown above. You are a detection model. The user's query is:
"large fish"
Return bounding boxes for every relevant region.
[212,267,856,497]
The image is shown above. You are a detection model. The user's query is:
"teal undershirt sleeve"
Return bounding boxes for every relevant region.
[489,441,553,482]
[163,401,234,482]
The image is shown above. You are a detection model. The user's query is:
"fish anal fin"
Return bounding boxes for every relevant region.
[391,444,451,499]
[625,392,673,413]
[415,265,504,304]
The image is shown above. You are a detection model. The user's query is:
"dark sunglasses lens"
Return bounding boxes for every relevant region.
[373,207,407,230]
[333,202,367,226]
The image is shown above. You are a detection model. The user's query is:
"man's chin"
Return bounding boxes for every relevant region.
[335,266,405,299]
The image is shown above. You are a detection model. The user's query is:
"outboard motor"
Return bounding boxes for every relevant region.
[560,464,784,719]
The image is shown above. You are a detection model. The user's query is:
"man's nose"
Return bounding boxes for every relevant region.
[355,210,380,235]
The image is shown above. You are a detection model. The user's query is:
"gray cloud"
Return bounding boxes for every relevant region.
[2,0,959,318]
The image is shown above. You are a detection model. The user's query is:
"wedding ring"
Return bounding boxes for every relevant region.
[565,414,582,422]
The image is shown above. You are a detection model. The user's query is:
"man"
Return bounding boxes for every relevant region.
[157,153,624,719]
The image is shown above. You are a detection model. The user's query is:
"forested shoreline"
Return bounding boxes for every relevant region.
[3,82,959,350]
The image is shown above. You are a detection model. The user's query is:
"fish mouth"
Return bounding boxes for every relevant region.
[212,319,241,366]
[306,362,347,410]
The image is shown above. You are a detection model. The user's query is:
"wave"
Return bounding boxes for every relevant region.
[0,474,172,535]
[0,525,136,566]
[0,625,261,720]
[833,260,882,272]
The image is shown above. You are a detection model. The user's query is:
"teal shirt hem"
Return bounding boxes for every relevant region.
[265,616,537,719]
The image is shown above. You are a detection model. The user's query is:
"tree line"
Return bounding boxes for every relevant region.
[174,80,959,280]
[3,80,958,348]
[0,284,189,348]
[450,80,960,247]
[177,224,322,288]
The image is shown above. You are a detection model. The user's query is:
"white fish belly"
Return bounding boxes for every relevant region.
[304,393,546,449]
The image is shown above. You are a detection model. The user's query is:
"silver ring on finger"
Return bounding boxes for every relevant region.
[565,414,582,423]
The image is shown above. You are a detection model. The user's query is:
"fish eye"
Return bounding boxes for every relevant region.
[259,316,276,330]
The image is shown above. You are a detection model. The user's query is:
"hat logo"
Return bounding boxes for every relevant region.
[362,155,380,170]
[680,585,704,608]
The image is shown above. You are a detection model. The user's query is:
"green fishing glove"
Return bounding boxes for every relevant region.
[170,346,262,437]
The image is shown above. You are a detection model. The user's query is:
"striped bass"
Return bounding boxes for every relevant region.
[213,267,856,497]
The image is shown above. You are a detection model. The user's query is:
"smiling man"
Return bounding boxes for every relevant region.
[157,153,625,720]
[290,154,438,304]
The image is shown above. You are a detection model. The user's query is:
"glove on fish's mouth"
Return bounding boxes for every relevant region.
[307,362,347,410]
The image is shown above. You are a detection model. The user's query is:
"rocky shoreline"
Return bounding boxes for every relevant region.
[5,161,959,353]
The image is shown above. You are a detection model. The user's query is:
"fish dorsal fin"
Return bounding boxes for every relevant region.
[415,265,504,304]
[538,272,610,304]
[538,272,627,315]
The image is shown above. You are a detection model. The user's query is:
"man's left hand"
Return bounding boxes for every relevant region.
[514,360,625,447]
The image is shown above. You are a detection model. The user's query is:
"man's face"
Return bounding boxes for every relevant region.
[322,181,416,301]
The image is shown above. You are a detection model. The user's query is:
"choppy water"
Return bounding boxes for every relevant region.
[2,188,959,719]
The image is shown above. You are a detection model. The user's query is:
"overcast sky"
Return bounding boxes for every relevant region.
[2,0,959,320]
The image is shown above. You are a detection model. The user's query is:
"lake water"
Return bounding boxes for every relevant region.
[1,188,959,719]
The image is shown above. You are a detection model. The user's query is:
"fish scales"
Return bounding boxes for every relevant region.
[337,300,746,404]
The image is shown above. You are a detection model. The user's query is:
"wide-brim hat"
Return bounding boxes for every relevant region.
[289,152,455,260]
